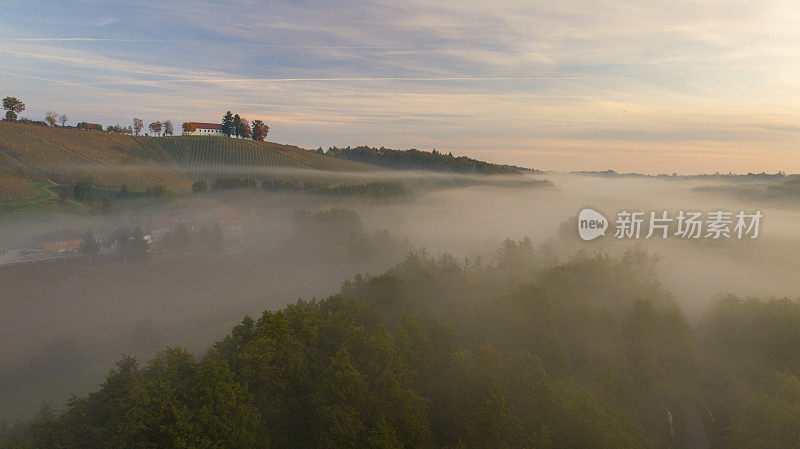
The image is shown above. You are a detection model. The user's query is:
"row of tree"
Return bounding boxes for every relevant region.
[4,96,69,126]
[3,96,271,140]
[194,174,412,200]
[325,146,519,174]
[219,111,270,140]
[43,111,69,127]
[91,119,178,136]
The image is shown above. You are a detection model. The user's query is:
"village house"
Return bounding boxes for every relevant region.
[33,230,84,254]
[183,122,223,136]
[76,122,102,131]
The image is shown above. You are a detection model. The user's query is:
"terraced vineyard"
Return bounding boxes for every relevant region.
[0,122,377,200]
[0,171,37,201]
[0,122,189,190]
[143,135,325,185]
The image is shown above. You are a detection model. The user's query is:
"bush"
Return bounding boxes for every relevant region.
[147,184,175,197]
[72,177,93,202]
[191,179,209,193]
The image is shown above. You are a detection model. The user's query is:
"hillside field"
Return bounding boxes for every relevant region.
[0,122,377,201]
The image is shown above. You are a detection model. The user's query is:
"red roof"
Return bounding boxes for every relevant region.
[190,122,222,130]
[78,123,102,129]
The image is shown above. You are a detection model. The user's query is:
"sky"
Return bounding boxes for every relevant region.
[2,0,800,174]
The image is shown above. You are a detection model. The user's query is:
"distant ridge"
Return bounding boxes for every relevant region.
[325,146,524,174]
[571,169,793,180]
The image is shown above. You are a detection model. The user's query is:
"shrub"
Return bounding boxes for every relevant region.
[191,179,210,193]
[147,184,175,197]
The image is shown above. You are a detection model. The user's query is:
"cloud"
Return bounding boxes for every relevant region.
[3,0,800,173]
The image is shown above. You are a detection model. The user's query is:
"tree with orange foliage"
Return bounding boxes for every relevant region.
[148,121,163,136]
[251,120,269,141]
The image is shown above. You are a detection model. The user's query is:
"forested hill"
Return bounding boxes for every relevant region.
[4,237,800,448]
[325,146,521,174]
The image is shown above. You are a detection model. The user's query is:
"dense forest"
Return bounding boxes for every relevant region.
[2,237,799,448]
[324,146,518,174]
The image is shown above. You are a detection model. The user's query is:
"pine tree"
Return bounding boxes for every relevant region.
[221,111,234,137]
[233,114,242,138]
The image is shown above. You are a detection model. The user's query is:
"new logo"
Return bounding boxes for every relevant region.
[578,208,608,241]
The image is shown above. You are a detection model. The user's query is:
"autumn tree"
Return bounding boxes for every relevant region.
[163,120,174,136]
[44,111,58,126]
[2,97,25,121]
[148,121,163,136]
[221,111,234,137]
[59,113,68,127]
[251,120,269,141]
[182,122,196,134]
[133,117,144,135]
[238,117,251,139]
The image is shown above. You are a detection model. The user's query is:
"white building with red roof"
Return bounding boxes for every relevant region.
[184,122,223,136]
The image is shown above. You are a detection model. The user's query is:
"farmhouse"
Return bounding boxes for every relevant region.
[77,122,102,131]
[33,230,84,253]
[184,122,223,136]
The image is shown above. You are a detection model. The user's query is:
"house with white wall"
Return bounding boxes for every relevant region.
[184,122,223,136]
